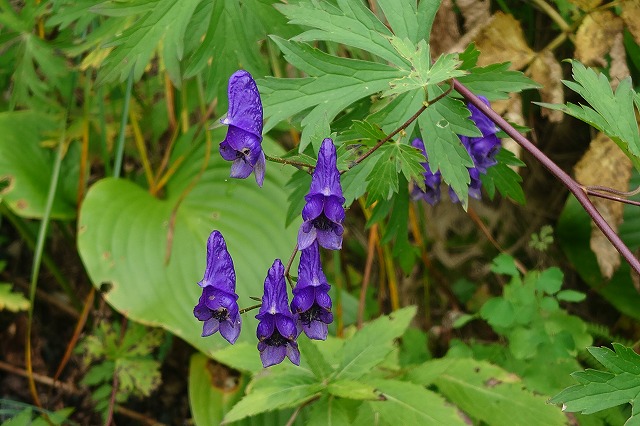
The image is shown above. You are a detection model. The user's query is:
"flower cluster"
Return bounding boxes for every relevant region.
[412,96,500,204]
[195,72,344,368]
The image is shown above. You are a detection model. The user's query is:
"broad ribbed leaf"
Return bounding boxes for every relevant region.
[78,129,300,356]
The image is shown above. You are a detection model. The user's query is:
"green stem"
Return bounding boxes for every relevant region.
[264,154,315,172]
[113,70,134,178]
[26,72,78,404]
[98,86,112,177]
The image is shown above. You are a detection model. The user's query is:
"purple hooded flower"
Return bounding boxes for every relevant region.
[298,138,345,250]
[291,241,333,340]
[255,259,300,367]
[193,230,241,344]
[410,138,442,205]
[219,70,266,187]
[461,96,500,174]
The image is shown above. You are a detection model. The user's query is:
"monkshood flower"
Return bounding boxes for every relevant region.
[193,230,241,344]
[291,241,333,340]
[298,138,345,250]
[219,70,266,187]
[410,138,442,206]
[255,259,300,367]
[460,95,501,173]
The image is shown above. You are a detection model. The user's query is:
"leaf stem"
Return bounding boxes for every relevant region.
[264,153,315,172]
[581,189,640,208]
[239,303,262,314]
[284,244,299,289]
[343,83,454,174]
[453,79,640,277]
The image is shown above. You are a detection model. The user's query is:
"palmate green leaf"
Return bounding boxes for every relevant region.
[78,129,300,357]
[334,306,416,380]
[184,0,269,105]
[260,37,404,151]
[222,368,322,423]
[365,142,425,204]
[481,148,526,204]
[550,344,640,420]
[299,337,334,380]
[364,379,467,425]
[418,106,475,208]
[275,0,405,66]
[327,380,382,401]
[96,0,203,85]
[384,39,466,97]
[538,61,640,169]
[408,358,566,426]
[374,0,440,44]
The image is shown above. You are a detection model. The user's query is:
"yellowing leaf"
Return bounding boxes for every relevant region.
[473,12,535,70]
[575,10,623,67]
[574,133,633,278]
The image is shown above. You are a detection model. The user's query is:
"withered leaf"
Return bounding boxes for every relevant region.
[574,133,633,279]
[472,12,535,70]
[622,0,640,45]
[529,50,564,122]
[575,10,624,67]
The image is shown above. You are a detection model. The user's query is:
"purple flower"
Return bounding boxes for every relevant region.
[193,230,241,344]
[255,259,300,367]
[219,70,266,187]
[411,138,442,205]
[298,138,345,250]
[461,96,500,174]
[291,241,333,340]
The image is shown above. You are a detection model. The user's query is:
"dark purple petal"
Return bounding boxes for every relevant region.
[324,196,346,223]
[297,223,317,250]
[219,314,241,344]
[286,340,301,365]
[302,321,328,340]
[258,260,289,315]
[315,291,332,310]
[291,286,315,314]
[221,70,263,138]
[276,315,297,340]
[219,140,237,161]
[259,344,287,368]
[230,158,255,179]
[309,138,343,199]
[202,317,220,337]
[316,226,343,250]
[256,316,275,340]
[467,96,496,137]
[302,194,324,221]
[199,231,236,292]
[254,150,266,187]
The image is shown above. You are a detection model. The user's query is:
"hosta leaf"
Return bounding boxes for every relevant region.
[78,129,300,357]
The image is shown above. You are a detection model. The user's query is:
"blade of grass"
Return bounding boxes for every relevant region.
[26,73,78,405]
[113,70,134,178]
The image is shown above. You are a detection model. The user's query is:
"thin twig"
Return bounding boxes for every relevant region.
[264,153,315,172]
[239,303,262,314]
[584,184,640,197]
[343,83,454,174]
[284,244,299,289]
[358,224,378,329]
[453,79,640,278]
[582,189,640,207]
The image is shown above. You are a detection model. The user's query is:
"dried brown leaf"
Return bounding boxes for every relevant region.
[575,10,624,67]
[622,0,640,45]
[574,133,633,278]
[472,12,535,69]
[529,50,564,122]
[492,93,524,169]
[456,0,491,32]
[568,0,602,10]
[609,32,630,89]
[431,0,461,56]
